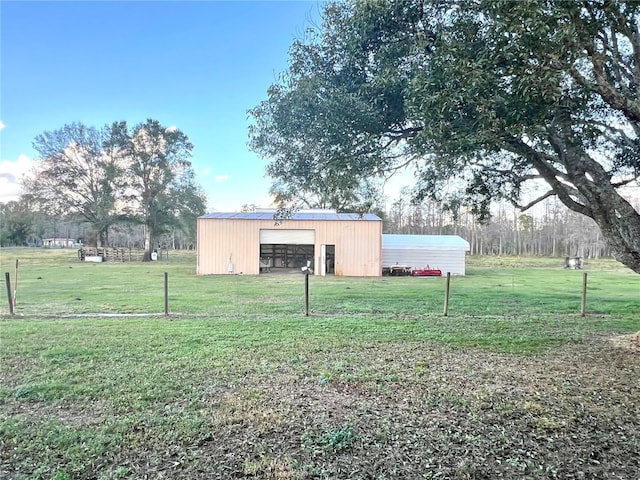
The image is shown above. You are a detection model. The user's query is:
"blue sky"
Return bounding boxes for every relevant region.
[0,0,326,210]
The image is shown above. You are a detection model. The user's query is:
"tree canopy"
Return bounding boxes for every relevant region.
[0,199,35,247]
[249,0,640,273]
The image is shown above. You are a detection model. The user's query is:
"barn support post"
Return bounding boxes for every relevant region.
[581,272,588,317]
[443,272,451,317]
[5,272,14,315]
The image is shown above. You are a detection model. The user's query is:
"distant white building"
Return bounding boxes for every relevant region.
[382,234,470,275]
[43,238,81,248]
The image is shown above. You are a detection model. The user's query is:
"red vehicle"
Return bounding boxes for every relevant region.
[411,265,442,277]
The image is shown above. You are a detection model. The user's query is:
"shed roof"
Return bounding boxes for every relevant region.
[200,211,382,221]
[382,234,470,250]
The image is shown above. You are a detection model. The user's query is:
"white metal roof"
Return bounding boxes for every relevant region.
[382,234,470,250]
[200,211,381,221]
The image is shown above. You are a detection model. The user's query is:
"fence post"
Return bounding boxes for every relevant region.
[13,259,19,308]
[443,272,451,317]
[5,272,14,315]
[164,272,169,316]
[581,272,588,317]
[304,272,310,316]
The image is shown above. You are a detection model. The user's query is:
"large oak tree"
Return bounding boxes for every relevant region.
[111,119,205,261]
[250,0,640,273]
[27,120,206,259]
[26,123,123,246]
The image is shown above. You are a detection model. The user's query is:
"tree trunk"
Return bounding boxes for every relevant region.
[143,224,155,262]
[513,136,640,273]
[97,227,109,248]
[588,195,640,274]
[560,155,640,273]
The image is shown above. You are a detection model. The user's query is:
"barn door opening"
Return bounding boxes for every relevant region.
[259,229,316,273]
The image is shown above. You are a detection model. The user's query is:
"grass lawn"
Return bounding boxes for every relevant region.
[0,248,639,479]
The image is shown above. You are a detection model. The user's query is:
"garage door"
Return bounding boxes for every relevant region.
[259,229,315,244]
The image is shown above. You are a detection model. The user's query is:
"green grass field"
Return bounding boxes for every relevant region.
[1,248,639,479]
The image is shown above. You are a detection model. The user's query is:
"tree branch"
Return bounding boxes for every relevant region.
[505,137,592,216]
[612,177,639,188]
[513,190,556,211]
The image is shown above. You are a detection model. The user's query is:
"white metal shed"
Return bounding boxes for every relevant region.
[382,234,470,275]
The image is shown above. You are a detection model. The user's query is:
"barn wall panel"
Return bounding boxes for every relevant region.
[332,220,382,276]
[197,218,261,275]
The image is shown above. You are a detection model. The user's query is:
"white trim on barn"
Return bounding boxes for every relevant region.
[382,234,470,275]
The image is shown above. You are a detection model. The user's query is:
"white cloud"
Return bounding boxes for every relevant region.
[202,167,212,176]
[256,194,276,209]
[0,121,5,130]
[215,174,230,182]
[0,154,35,203]
[207,194,275,213]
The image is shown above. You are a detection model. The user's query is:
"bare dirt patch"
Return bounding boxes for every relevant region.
[610,331,640,352]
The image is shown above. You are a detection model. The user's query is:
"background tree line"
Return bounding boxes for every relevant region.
[0,200,199,251]
[0,119,206,260]
[5,185,633,261]
[383,187,640,259]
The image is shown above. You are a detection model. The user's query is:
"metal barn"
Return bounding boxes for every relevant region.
[197,210,382,276]
[382,234,470,275]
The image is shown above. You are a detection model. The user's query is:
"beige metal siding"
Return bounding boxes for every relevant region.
[197,217,382,276]
[197,218,261,275]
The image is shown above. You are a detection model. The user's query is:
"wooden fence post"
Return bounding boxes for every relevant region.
[443,272,451,317]
[581,272,588,317]
[5,272,14,315]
